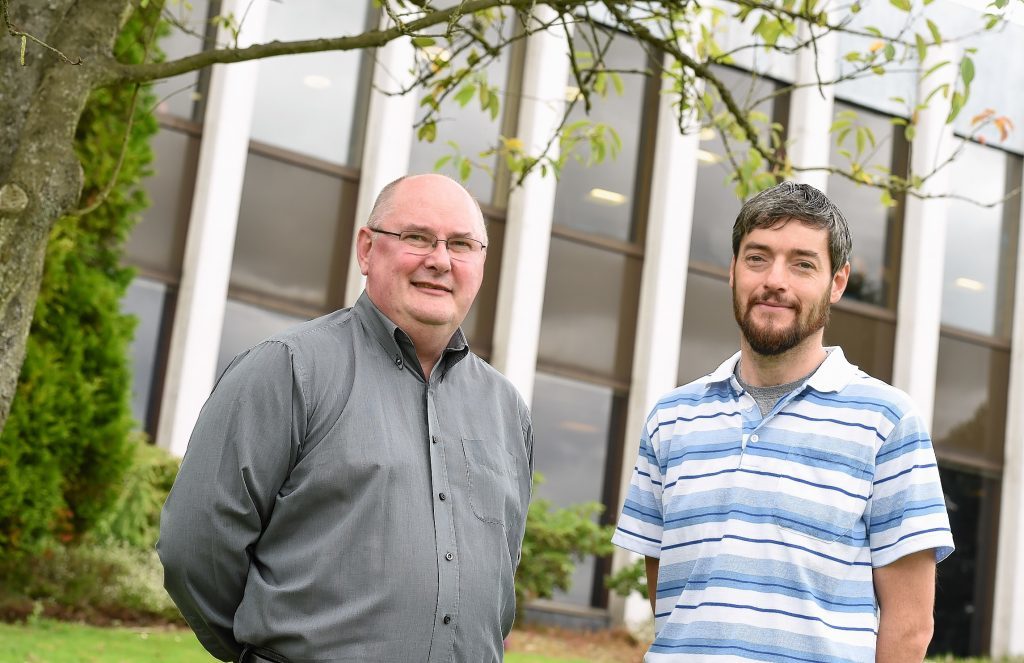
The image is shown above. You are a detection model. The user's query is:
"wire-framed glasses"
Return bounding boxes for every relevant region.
[373,229,486,257]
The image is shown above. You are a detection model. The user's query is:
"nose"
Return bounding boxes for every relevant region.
[763,259,788,292]
[422,240,452,272]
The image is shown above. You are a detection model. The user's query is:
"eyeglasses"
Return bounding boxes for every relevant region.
[372,229,487,257]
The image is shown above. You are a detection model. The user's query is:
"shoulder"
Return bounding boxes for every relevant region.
[265,308,357,351]
[835,368,920,423]
[459,353,531,424]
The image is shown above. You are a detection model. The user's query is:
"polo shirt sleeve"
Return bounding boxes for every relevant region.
[612,416,665,558]
[867,409,954,568]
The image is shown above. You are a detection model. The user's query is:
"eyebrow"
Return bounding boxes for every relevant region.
[742,242,823,262]
[399,223,477,238]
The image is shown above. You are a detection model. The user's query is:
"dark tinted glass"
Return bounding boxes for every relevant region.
[152,0,209,120]
[461,218,503,355]
[678,272,738,384]
[216,299,308,377]
[823,307,895,383]
[121,277,168,432]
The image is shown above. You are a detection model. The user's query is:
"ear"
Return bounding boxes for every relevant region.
[356,226,374,276]
[830,262,851,303]
[728,256,736,289]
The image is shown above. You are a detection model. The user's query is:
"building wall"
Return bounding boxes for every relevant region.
[122,1,1024,655]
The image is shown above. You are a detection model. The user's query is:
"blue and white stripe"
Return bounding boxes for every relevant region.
[613,348,953,662]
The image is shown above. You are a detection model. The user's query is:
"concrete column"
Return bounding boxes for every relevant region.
[891,43,958,428]
[787,22,837,192]
[608,52,703,631]
[155,0,268,457]
[489,7,571,404]
[343,14,418,307]
[990,166,1024,656]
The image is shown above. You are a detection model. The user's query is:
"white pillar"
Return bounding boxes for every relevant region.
[155,0,267,457]
[990,166,1024,656]
[891,44,958,429]
[343,16,418,306]
[608,52,703,631]
[489,7,571,405]
[787,22,837,192]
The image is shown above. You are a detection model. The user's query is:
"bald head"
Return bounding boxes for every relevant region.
[367,174,487,243]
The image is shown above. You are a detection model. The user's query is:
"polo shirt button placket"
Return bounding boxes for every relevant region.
[443,615,452,625]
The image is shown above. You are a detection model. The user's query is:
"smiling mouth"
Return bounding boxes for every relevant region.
[413,282,452,293]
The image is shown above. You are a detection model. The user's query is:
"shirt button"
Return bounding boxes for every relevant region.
[394,355,403,368]
[750,434,759,443]
[445,552,454,561]
[443,615,452,625]
[432,435,439,444]
[438,492,447,501]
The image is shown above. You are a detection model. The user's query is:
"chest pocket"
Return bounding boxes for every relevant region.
[462,438,517,526]
[770,444,871,544]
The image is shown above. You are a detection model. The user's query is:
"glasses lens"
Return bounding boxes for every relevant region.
[399,232,434,250]
[446,238,477,253]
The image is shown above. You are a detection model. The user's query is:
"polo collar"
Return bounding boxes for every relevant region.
[704,346,857,394]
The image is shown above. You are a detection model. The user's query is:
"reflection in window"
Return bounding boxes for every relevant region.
[121,277,168,432]
[678,272,738,384]
[932,334,1009,468]
[233,155,358,309]
[828,102,899,308]
[531,372,615,607]
[407,6,515,205]
[126,127,198,279]
[153,0,209,120]
[550,31,650,243]
[538,237,641,382]
[690,66,781,270]
[217,300,308,377]
[460,218,504,354]
[823,307,894,383]
[941,144,1018,338]
[250,1,371,165]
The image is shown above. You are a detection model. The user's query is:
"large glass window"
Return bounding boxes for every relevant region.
[460,218,504,356]
[121,277,169,432]
[250,1,372,166]
[538,237,642,383]
[232,154,359,310]
[153,0,210,120]
[689,66,782,271]
[678,271,738,384]
[530,372,620,607]
[932,334,1009,470]
[550,31,651,243]
[217,299,309,377]
[828,101,902,308]
[941,144,1020,338]
[125,127,199,280]
[823,306,895,383]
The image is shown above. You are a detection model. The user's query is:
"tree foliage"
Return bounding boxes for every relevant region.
[0,4,159,551]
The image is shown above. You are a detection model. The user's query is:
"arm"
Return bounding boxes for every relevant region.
[645,555,660,615]
[157,342,304,661]
[873,549,937,663]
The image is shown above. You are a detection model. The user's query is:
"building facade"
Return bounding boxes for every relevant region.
[125,1,1024,656]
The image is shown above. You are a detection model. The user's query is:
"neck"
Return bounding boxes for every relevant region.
[409,329,455,379]
[738,334,827,387]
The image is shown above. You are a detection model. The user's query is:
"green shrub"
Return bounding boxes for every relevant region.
[605,557,648,600]
[0,3,160,551]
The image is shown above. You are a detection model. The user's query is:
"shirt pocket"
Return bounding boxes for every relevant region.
[461,437,517,526]
[770,445,870,544]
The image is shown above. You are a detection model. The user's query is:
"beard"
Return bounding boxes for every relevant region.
[733,283,832,357]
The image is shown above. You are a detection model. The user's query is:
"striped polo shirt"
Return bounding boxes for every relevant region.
[612,348,954,663]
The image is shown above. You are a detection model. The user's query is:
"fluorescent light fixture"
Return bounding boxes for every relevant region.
[697,149,724,165]
[587,187,628,205]
[954,277,986,292]
[559,421,601,434]
[303,74,332,90]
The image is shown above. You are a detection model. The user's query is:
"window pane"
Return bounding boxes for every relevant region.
[678,272,738,385]
[932,335,1009,468]
[250,1,371,165]
[461,218,504,354]
[152,0,209,120]
[942,144,1017,337]
[828,102,899,308]
[217,299,308,377]
[126,127,198,279]
[689,66,780,270]
[823,308,894,384]
[531,372,615,607]
[551,32,649,242]
[408,6,515,205]
[121,277,168,432]
[232,155,358,309]
[538,237,642,382]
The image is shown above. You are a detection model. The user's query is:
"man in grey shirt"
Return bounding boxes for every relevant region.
[158,174,534,663]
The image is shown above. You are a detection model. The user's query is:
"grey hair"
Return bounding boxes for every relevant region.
[731,181,853,276]
[366,174,488,242]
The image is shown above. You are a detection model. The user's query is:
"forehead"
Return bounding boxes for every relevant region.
[739,219,829,254]
[384,178,485,236]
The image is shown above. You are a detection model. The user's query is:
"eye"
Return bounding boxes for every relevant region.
[400,232,433,248]
[447,238,475,253]
[796,261,816,270]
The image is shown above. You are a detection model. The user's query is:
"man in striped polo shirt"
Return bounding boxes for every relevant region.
[613,181,953,662]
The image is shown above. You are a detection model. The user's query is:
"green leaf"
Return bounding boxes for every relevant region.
[844,51,863,63]
[487,94,500,121]
[921,60,950,82]
[960,56,975,86]
[871,65,886,75]
[926,19,942,45]
[915,33,928,63]
[417,121,437,143]
[459,158,471,181]
[412,36,436,48]
[889,0,911,11]
[611,72,625,97]
[865,26,883,37]
[856,127,866,155]
[884,43,896,61]
[947,91,965,122]
[478,83,491,111]
[454,84,475,107]
[433,155,453,171]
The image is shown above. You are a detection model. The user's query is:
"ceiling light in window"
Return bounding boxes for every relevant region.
[559,420,601,434]
[303,74,332,90]
[697,149,724,165]
[954,277,986,292]
[699,127,717,141]
[587,188,628,206]
[418,45,451,64]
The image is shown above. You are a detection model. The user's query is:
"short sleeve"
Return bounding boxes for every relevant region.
[868,410,954,568]
[612,418,665,558]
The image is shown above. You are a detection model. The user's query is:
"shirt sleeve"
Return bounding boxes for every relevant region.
[612,416,665,558]
[868,409,954,568]
[157,341,306,661]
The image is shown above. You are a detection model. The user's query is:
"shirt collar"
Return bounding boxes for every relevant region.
[704,346,857,394]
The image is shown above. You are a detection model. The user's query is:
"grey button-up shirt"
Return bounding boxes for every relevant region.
[158,293,534,662]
